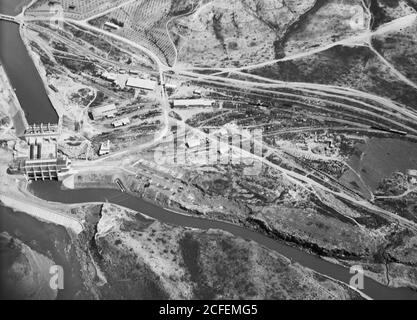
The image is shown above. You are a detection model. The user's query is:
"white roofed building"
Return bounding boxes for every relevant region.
[104,22,120,30]
[99,140,110,156]
[125,77,157,91]
[102,72,118,82]
[172,99,215,108]
[112,117,130,128]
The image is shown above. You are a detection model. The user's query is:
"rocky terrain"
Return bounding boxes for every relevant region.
[61,156,417,293]
[76,203,362,300]
[246,44,417,110]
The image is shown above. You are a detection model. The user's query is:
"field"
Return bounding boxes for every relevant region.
[372,18,417,82]
[283,0,370,55]
[370,0,416,29]
[175,0,318,67]
[84,0,356,68]
[88,0,200,66]
[245,44,417,111]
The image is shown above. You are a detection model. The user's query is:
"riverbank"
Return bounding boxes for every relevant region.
[0,63,28,135]
[0,20,58,124]
[0,171,368,300]
[0,145,84,235]
[0,231,58,300]
[0,0,32,16]
[0,194,83,234]
[53,166,417,299]
[77,202,365,300]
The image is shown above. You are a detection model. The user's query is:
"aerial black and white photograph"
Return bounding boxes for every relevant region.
[0,0,416,305]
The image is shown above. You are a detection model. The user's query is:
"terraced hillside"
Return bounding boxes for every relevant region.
[88,0,201,66]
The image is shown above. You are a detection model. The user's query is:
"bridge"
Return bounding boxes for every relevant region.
[0,14,22,24]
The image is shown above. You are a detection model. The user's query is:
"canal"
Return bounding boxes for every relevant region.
[0,19,58,124]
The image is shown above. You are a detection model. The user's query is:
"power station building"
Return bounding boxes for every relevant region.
[23,158,72,181]
[10,123,71,181]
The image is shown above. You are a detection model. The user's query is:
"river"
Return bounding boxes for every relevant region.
[0,205,85,299]
[0,20,58,124]
[27,180,417,300]
[0,0,416,300]
[0,0,31,16]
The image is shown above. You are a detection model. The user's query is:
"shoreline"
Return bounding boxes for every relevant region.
[21,183,370,299]
[4,172,417,299]
[0,231,58,300]
[0,63,28,135]
[0,193,83,234]
[59,169,417,296]
[25,176,385,299]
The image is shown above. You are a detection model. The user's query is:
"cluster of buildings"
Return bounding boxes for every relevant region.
[89,104,131,128]
[10,124,71,181]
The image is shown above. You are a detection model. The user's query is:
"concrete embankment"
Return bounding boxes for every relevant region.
[0,194,83,234]
[61,169,124,191]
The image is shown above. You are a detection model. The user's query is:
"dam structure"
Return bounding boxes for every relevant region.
[10,123,71,181]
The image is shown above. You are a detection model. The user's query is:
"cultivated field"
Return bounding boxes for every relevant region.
[88,0,200,66]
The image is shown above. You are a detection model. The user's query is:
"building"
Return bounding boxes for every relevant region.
[24,123,59,140]
[9,123,71,181]
[125,77,157,91]
[99,140,110,156]
[165,83,177,90]
[101,72,118,82]
[185,134,203,149]
[104,22,120,30]
[23,158,72,181]
[27,137,57,160]
[112,117,130,128]
[91,104,117,120]
[172,99,215,108]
